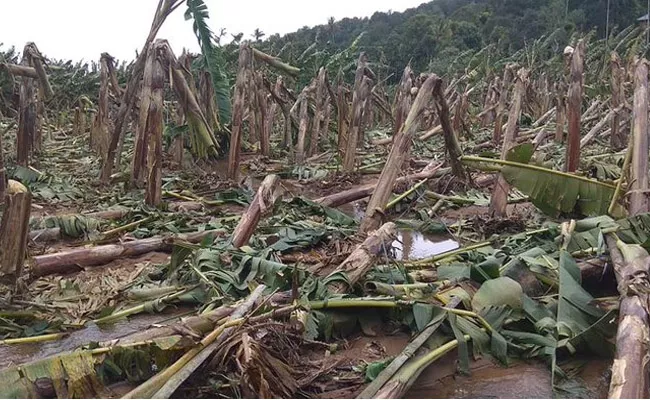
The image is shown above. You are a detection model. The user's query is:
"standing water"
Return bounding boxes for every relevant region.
[392,229,459,260]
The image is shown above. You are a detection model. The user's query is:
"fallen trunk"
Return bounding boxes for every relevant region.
[251,47,299,76]
[0,63,38,79]
[532,106,555,128]
[30,229,225,277]
[124,285,267,399]
[417,124,442,141]
[28,227,62,243]
[579,106,619,148]
[606,235,650,399]
[326,222,397,294]
[315,162,444,207]
[101,305,236,347]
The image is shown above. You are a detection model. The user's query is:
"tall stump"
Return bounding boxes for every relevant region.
[0,180,31,284]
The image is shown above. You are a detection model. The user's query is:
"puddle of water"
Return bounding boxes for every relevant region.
[393,230,459,261]
[406,354,611,399]
[0,307,192,370]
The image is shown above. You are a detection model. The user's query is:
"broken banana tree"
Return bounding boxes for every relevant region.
[359,74,438,233]
[0,180,31,285]
[489,68,528,217]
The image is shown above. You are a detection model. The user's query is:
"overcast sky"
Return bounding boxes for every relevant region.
[0,0,425,63]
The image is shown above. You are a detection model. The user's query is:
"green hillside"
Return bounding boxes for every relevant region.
[236,0,647,81]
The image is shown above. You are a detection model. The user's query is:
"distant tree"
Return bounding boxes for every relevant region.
[215,28,227,45]
[231,32,244,44]
[244,0,648,84]
[252,28,266,42]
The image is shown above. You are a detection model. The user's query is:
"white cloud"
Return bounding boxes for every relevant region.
[0,0,424,62]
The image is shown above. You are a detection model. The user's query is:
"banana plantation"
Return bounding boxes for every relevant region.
[1,0,650,398]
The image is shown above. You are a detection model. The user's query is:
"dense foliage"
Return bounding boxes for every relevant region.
[1,0,648,115]
[235,0,648,82]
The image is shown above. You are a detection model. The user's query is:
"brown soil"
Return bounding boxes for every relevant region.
[440,202,539,222]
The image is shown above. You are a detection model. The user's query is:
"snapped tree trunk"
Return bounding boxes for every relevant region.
[342,53,371,172]
[31,229,224,277]
[493,66,514,144]
[489,68,528,217]
[336,75,350,158]
[228,44,252,180]
[198,69,222,133]
[359,75,439,233]
[17,45,36,167]
[132,46,156,186]
[251,47,300,76]
[270,76,290,148]
[555,83,566,143]
[231,174,280,248]
[143,41,166,206]
[295,87,311,166]
[580,107,618,148]
[246,62,261,148]
[0,180,31,284]
[432,76,467,182]
[565,39,585,173]
[100,0,183,182]
[327,222,397,294]
[92,53,113,155]
[166,49,219,160]
[392,66,414,140]
[255,72,271,157]
[610,52,627,150]
[24,43,53,101]
[309,67,329,156]
[629,58,649,216]
[453,85,470,138]
[0,123,9,199]
[480,76,499,128]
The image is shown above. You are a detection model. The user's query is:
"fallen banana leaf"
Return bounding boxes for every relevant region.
[462,156,626,218]
[0,336,187,398]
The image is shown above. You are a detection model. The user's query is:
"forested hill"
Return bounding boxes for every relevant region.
[242,0,647,81]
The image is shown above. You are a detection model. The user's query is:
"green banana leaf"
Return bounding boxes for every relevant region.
[462,156,626,218]
[568,212,650,253]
